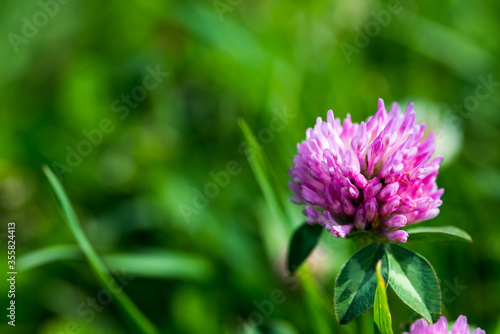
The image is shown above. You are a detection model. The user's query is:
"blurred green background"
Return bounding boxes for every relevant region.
[1,0,499,333]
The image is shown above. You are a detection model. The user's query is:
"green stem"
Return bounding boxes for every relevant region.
[43,165,158,334]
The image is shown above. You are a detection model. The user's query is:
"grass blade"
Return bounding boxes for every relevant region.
[103,251,214,280]
[18,245,81,271]
[19,246,214,281]
[42,165,158,334]
[238,118,290,229]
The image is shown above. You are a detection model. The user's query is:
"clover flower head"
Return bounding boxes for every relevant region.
[289,99,443,243]
[404,316,485,334]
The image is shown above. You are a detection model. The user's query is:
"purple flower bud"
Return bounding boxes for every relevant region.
[404,102,414,114]
[402,146,418,160]
[341,149,360,177]
[388,102,400,118]
[306,205,319,218]
[331,224,354,238]
[367,138,383,174]
[379,118,398,149]
[364,197,378,221]
[398,111,415,138]
[379,151,404,178]
[301,185,325,206]
[379,230,408,243]
[354,205,366,231]
[351,122,368,154]
[365,178,382,199]
[417,166,434,179]
[383,215,407,228]
[424,208,440,220]
[377,182,400,201]
[341,196,356,216]
[341,178,359,199]
[323,210,336,226]
[399,197,416,212]
[353,173,368,189]
[289,181,303,204]
[306,215,317,225]
[414,197,433,210]
[380,195,401,217]
[378,98,386,112]
[304,206,320,225]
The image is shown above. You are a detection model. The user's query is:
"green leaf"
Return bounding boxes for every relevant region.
[42,165,158,334]
[287,222,323,273]
[405,226,473,243]
[374,260,393,334]
[386,244,441,323]
[334,243,389,325]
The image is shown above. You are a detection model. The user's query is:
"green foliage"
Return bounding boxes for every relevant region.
[386,244,441,323]
[334,243,389,324]
[295,231,444,326]
[406,226,473,243]
[287,222,323,273]
[374,260,393,334]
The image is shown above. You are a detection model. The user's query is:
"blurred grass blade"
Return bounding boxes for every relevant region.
[494,317,500,334]
[259,319,300,334]
[42,165,158,334]
[406,226,473,243]
[18,245,81,272]
[103,251,214,280]
[374,260,393,334]
[19,246,214,281]
[287,222,323,273]
[388,16,494,83]
[238,118,289,228]
[298,266,342,334]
